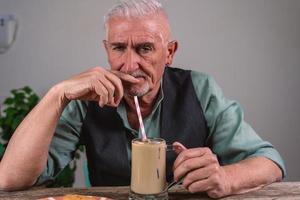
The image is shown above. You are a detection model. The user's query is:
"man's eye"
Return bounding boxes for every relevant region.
[112,46,126,51]
[138,45,153,54]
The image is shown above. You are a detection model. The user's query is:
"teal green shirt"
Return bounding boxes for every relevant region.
[38,70,286,184]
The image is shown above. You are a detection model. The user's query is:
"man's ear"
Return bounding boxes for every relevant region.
[103,40,109,53]
[166,40,178,66]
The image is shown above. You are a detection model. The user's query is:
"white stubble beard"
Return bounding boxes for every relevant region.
[125,70,151,97]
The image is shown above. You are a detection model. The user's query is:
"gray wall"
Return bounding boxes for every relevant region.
[0,0,299,186]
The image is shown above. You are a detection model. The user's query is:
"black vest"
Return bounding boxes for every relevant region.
[81,67,209,186]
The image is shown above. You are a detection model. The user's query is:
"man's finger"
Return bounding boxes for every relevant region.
[110,70,140,83]
[187,178,214,193]
[173,154,215,181]
[181,163,218,188]
[103,72,124,104]
[98,77,115,105]
[173,147,211,170]
[93,81,109,107]
[173,142,187,154]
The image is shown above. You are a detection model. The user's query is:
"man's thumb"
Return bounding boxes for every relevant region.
[172,142,187,154]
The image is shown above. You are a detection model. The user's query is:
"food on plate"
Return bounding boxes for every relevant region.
[40,194,112,200]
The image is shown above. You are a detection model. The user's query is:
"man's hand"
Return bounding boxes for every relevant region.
[0,66,140,191]
[58,67,139,107]
[173,142,231,198]
[173,142,283,198]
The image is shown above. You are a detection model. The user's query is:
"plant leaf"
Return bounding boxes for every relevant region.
[23,86,32,94]
[78,145,85,152]
[11,89,17,95]
[50,164,75,187]
[11,115,24,130]
[19,104,30,112]
[14,93,25,104]
[1,128,13,142]
[74,152,80,159]
[4,97,14,105]
[0,144,5,159]
[0,86,40,145]
[3,107,17,115]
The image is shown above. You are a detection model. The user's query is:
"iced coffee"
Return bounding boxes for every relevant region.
[130,138,167,199]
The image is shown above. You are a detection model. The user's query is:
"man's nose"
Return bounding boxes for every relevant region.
[122,49,140,73]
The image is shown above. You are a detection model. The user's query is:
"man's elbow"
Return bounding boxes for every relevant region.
[275,166,284,182]
[0,176,15,191]
[0,174,36,191]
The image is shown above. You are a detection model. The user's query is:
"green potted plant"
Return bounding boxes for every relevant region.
[0,86,39,147]
[0,86,83,187]
[0,143,4,158]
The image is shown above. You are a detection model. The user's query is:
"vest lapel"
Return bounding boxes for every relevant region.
[161,67,209,182]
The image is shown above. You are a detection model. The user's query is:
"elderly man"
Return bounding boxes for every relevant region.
[0,0,285,198]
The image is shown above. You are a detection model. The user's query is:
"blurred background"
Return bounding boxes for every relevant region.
[0,0,299,186]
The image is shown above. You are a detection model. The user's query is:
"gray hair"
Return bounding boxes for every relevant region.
[104,0,167,29]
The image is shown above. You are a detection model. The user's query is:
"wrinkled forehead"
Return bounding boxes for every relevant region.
[106,15,170,43]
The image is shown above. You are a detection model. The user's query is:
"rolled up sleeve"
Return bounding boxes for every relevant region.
[191,71,286,177]
[36,100,87,185]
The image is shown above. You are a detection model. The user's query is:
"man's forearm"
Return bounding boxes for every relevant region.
[0,85,68,191]
[223,156,283,195]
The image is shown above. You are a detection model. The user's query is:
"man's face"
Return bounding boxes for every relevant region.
[104,15,176,97]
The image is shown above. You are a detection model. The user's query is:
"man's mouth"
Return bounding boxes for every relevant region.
[134,76,146,81]
[122,71,150,96]
[129,70,148,81]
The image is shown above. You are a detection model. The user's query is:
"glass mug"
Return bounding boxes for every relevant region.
[129,138,171,200]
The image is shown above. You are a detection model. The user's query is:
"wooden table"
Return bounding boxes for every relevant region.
[0,182,299,200]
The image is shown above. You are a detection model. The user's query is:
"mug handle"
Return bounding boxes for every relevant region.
[166,144,174,152]
[166,143,186,153]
